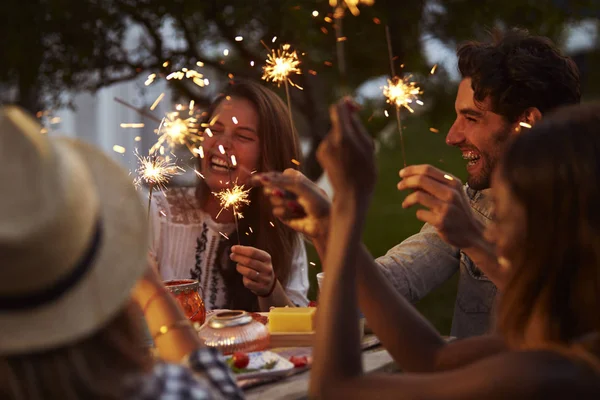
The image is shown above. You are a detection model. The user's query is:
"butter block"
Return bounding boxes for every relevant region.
[269,307,316,333]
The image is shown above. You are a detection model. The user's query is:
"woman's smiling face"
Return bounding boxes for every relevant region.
[201,96,261,191]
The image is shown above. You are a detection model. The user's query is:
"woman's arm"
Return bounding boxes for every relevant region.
[309,99,377,397]
[132,259,204,363]
[316,350,576,400]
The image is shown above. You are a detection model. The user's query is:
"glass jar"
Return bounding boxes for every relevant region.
[164,279,206,325]
[197,310,270,355]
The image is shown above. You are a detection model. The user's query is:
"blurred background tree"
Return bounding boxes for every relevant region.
[2,0,597,179]
[1,0,598,332]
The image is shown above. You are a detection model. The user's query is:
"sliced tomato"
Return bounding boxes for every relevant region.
[289,355,308,368]
[232,352,250,369]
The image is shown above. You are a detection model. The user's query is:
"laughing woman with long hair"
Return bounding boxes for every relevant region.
[150,80,309,312]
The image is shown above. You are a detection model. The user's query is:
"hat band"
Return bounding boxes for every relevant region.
[0,220,103,311]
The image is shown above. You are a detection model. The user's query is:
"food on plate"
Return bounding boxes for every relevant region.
[250,312,269,325]
[268,307,316,333]
[232,352,250,369]
[225,352,278,374]
[289,355,308,368]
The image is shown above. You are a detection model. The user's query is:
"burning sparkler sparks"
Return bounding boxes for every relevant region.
[262,42,303,137]
[213,182,252,220]
[134,153,182,191]
[262,44,302,88]
[134,153,183,219]
[382,76,423,113]
[150,111,202,155]
[329,0,375,16]
[383,24,423,168]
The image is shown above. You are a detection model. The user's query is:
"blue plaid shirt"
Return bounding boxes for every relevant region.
[126,347,243,399]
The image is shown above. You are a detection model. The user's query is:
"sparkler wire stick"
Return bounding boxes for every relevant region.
[147,184,155,221]
[334,8,348,91]
[114,97,162,123]
[225,151,242,246]
[284,80,294,134]
[385,25,407,168]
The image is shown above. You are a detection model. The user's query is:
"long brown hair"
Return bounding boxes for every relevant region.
[496,104,600,359]
[197,79,301,310]
[0,301,152,399]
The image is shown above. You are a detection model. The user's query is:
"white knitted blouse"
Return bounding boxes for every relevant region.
[150,188,309,310]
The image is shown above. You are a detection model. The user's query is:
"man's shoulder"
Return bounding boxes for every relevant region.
[465,185,494,221]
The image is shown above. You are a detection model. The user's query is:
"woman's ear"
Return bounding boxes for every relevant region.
[515,108,543,133]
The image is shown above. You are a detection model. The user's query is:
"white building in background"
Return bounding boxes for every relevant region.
[51,77,173,174]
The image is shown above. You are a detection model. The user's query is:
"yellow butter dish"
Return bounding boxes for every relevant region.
[268,307,316,333]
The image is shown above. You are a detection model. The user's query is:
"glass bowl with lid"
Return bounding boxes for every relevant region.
[197,310,270,354]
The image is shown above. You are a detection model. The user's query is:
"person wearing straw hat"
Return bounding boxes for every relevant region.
[0,106,243,399]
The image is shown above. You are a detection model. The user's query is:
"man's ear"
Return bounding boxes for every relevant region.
[515,107,542,133]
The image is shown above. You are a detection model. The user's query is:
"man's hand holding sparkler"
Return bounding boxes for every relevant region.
[397,165,508,289]
[397,165,482,249]
[230,245,277,297]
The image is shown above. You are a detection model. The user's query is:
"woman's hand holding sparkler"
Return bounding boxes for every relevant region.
[252,169,331,240]
[230,245,277,297]
[252,169,332,263]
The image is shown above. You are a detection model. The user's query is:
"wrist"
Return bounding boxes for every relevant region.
[259,277,278,298]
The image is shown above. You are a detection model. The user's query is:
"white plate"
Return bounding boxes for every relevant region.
[226,350,295,380]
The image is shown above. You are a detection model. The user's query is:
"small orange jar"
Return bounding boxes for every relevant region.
[164,279,206,325]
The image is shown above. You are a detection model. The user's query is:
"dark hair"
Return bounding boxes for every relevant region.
[457,28,581,122]
[198,79,301,310]
[497,103,600,353]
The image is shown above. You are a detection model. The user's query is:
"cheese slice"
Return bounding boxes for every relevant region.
[269,307,316,333]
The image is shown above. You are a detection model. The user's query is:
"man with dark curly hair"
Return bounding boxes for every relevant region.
[255,28,581,340]
[381,28,581,337]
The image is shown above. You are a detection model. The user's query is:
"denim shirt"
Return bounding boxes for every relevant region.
[375,186,497,338]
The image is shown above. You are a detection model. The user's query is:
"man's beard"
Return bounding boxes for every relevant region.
[467,154,496,191]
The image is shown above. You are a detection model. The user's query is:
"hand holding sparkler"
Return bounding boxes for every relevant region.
[251,169,331,240]
[230,245,277,297]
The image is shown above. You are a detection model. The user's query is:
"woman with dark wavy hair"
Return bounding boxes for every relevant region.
[150,80,309,312]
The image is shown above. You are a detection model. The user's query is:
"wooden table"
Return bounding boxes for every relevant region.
[245,347,396,400]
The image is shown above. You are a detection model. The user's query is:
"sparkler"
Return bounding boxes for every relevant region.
[213,180,251,245]
[262,42,302,137]
[329,0,374,90]
[383,25,422,168]
[134,153,183,220]
[213,182,252,220]
[329,0,375,16]
[150,111,202,156]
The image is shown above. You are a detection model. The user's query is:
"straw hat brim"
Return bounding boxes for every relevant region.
[0,138,148,355]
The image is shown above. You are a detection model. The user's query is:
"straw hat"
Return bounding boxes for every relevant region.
[0,106,148,355]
